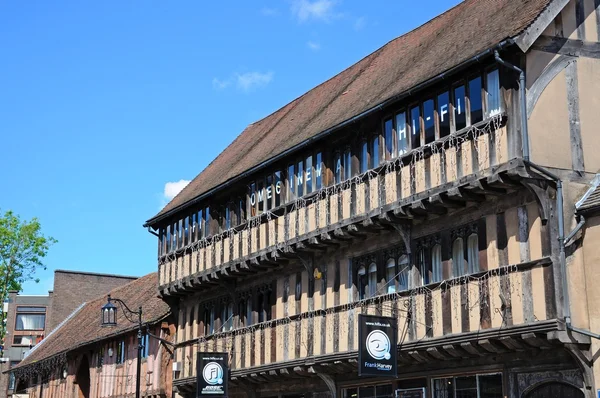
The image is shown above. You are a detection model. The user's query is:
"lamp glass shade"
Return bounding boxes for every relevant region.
[101,301,117,326]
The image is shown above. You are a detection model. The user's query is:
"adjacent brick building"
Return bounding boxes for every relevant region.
[0,270,138,398]
[0,292,50,398]
[11,272,174,398]
[47,270,137,332]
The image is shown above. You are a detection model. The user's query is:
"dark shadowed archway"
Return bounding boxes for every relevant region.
[75,356,91,398]
[524,382,583,398]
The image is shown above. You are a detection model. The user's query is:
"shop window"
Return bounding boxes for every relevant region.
[357,266,367,300]
[454,85,466,130]
[386,259,396,293]
[469,76,483,124]
[15,307,46,331]
[116,340,126,365]
[410,106,421,149]
[305,155,313,193]
[467,233,480,273]
[417,247,431,286]
[297,161,304,197]
[178,219,184,248]
[384,118,394,160]
[221,302,233,331]
[288,164,296,201]
[432,373,502,398]
[266,174,274,210]
[431,244,442,282]
[438,91,450,137]
[315,153,322,190]
[368,263,378,298]
[204,306,215,335]
[423,98,435,144]
[97,347,104,367]
[334,152,342,184]
[396,111,408,156]
[486,69,501,117]
[246,298,253,326]
[184,217,190,245]
[158,228,164,256]
[238,199,246,224]
[257,179,265,213]
[452,238,465,277]
[204,207,211,237]
[343,384,393,398]
[8,371,15,391]
[13,335,35,346]
[196,210,204,240]
[372,135,380,167]
[238,299,246,327]
[172,222,177,251]
[295,272,302,301]
[398,254,409,291]
[360,141,369,173]
[344,148,353,180]
[141,333,149,359]
[274,171,283,207]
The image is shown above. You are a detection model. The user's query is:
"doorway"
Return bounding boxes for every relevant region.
[524,382,584,398]
[75,356,91,398]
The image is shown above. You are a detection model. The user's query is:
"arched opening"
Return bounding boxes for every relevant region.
[75,356,91,398]
[524,381,583,398]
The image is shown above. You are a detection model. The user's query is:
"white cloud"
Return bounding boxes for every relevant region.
[212,71,274,92]
[163,179,190,201]
[291,0,338,23]
[261,7,279,16]
[354,16,366,31]
[307,41,321,51]
[235,71,274,91]
[212,77,231,90]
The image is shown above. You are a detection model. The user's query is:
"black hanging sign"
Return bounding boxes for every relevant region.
[197,352,229,396]
[358,314,397,378]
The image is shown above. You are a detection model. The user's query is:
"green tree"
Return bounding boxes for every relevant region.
[0,210,57,343]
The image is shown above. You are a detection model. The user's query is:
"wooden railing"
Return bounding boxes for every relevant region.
[175,257,553,379]
[159,116,509,290]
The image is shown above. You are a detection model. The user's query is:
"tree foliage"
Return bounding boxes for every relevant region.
[0,210,57,341]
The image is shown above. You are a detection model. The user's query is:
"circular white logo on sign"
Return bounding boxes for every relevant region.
[203,362,224,385]
[366,330,391,360]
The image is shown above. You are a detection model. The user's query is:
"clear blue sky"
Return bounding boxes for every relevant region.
[0,0,460,295]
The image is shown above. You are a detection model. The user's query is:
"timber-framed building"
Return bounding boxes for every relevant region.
[145,0,600,397]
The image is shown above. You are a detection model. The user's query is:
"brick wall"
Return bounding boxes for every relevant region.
[46,270,137,332]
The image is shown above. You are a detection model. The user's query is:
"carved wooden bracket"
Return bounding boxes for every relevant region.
[296,253,314,280]
[312,368,337,398]
[391,223,412,254]
[521,178,554,224]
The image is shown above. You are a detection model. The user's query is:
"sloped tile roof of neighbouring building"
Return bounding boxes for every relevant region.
[12,272,169,372]
[147,0,552,225]
[576,175,600,213]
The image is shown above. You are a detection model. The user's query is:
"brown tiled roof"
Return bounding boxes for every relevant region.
[12,272,169,371]
[148,0,551,225]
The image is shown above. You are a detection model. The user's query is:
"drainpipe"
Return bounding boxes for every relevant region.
[523,161,570,326]
[494,50,530,161]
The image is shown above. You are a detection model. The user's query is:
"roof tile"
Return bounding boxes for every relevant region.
[13,272,169,371]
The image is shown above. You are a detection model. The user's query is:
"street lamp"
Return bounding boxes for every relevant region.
[101,295,143,398]
[101,295,176,398]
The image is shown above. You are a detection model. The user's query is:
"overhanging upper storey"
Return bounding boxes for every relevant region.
[145,0,560,296]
